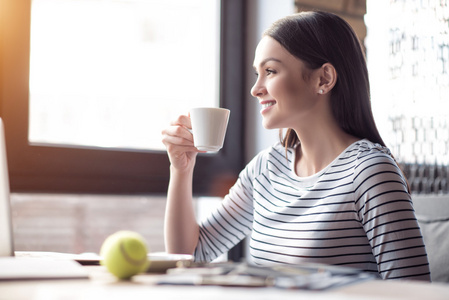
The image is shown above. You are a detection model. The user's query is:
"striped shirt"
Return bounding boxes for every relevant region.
[194,139,431,280]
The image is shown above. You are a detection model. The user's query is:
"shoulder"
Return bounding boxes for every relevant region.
[356,139,398,169]
[340,139,397,172]
[347,140,408,196]
[330,139,398,179]
[343,139,392,161]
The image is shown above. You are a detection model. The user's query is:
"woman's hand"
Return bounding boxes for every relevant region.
[161,114,200,172]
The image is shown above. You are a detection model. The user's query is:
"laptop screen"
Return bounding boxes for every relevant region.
[0,118,14,256]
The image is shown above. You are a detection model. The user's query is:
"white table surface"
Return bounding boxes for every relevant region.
[0,266,448,300]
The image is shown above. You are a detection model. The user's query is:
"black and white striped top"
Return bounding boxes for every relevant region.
[194,140,431,280]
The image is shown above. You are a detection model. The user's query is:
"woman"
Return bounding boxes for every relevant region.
[162,11,431,281]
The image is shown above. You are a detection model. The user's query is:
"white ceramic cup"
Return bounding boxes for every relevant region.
[190,107,230,152]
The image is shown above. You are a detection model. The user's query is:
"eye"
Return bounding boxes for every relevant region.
[254,68,276,78]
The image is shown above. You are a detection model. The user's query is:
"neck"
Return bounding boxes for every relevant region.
[293,115,358,178]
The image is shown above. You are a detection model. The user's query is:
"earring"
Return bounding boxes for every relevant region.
[318,89,324,94]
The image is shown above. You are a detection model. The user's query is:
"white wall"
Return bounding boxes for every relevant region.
[244,0,295,163]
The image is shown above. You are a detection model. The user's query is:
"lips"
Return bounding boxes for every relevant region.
[259,100,276,115]
[260,100,276,109]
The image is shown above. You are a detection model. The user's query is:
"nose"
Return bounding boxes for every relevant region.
[250,78,266,98]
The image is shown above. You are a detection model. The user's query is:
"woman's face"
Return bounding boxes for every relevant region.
[251,36,319,130]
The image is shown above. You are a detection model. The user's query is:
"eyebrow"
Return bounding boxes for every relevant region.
[253,57,282,69]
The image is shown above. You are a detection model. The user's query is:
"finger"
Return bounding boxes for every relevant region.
[162,125,194,143]
[165,143,200,155]
[162,133,194,149]
[169,114,192,130]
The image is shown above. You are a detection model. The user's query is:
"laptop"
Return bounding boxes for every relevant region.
[0,118,13,257]
[0,118,89,280]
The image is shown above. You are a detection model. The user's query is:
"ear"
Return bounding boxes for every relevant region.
[316,63,337,95]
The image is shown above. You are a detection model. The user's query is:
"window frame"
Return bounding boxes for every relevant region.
[0,0,245,195]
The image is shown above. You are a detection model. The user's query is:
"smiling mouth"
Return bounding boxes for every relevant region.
[261,101,276,109]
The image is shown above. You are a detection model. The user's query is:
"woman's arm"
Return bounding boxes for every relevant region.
[354,150,431,281]
[164,166,199,254]
[162,114,200,255]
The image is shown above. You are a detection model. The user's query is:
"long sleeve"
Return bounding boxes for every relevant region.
[193,153,261,262]
[353,144,431,280]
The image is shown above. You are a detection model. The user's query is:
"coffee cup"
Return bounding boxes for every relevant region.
[190,107,230,152]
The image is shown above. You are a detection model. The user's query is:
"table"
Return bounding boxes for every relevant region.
[0,266,448,300]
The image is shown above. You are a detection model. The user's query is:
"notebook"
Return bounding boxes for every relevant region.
[0,118,89,280]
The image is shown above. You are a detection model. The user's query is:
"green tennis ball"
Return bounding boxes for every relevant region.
[100,231,149,279]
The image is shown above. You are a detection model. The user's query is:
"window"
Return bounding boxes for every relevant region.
[29,0,220,151]
[366,0,449,194]
[0,0,245,195]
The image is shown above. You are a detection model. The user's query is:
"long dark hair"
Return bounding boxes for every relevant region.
[263,11,410,192]
[264,11,385,148]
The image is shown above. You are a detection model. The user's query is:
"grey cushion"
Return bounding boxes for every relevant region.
[416,214,449,282]
[413,194,449,282]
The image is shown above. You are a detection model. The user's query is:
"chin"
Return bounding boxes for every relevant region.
[261,120,271,129]
[262,120,277,130]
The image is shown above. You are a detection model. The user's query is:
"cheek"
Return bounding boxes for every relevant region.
[269,76,297,99]
[285,79,301,96]
[281,77,305,104]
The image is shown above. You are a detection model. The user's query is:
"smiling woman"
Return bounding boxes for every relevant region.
[0,0,245,195]
[163,10,431,281]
